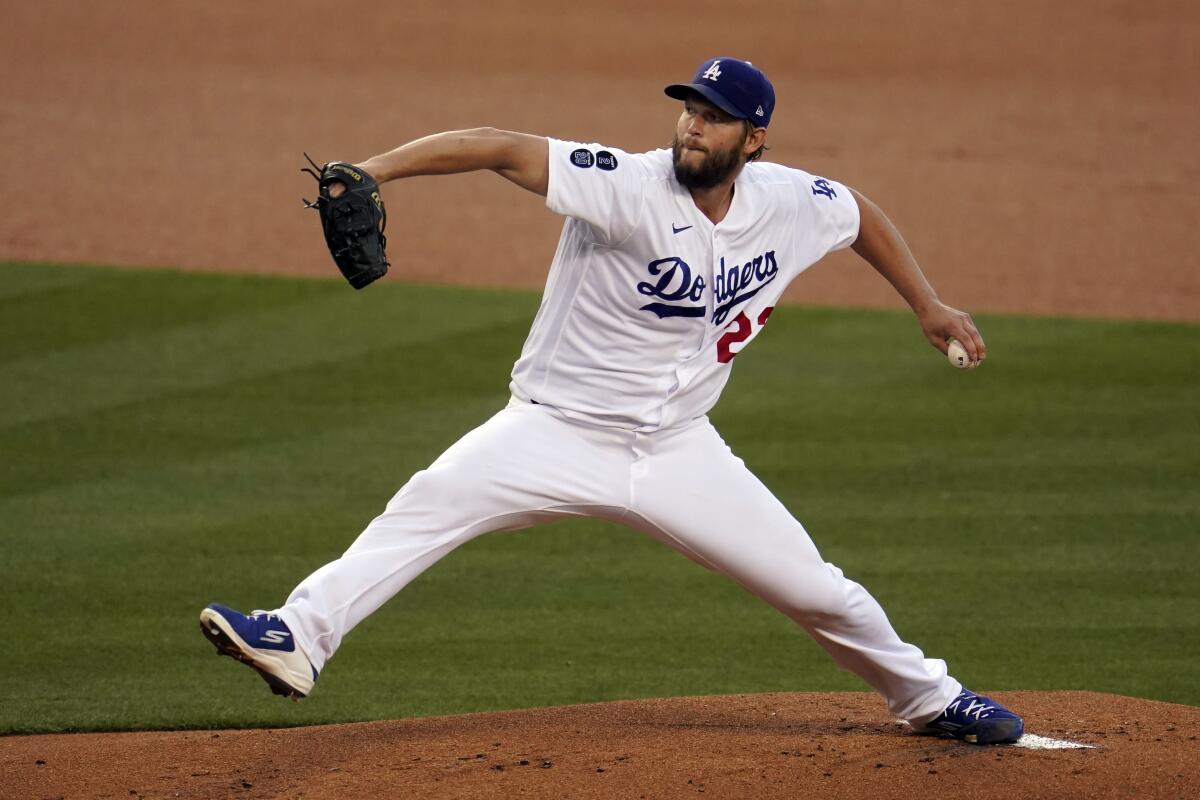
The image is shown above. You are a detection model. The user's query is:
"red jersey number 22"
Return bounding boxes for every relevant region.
[716,307,774,363]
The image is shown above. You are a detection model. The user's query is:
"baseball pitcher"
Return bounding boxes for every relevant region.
[201,57,1022,745]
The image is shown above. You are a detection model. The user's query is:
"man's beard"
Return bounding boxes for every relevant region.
[671,134,744,190]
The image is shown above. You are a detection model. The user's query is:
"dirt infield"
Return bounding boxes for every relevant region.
[3,692,1197,799]
[1,0,1197,320]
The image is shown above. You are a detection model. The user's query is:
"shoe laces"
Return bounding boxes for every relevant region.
[951,693,997,719]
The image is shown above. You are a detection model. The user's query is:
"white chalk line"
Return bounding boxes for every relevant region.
[1013,733,1096,750]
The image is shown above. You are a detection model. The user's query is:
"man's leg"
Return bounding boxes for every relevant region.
[272,401,632,672]
[623,418,960,723]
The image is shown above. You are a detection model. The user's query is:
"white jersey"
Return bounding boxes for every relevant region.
[509,138,861,431]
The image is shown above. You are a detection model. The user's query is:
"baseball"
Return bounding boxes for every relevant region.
[947,339,971,369]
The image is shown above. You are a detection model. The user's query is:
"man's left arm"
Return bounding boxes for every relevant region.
[848,187,986,364]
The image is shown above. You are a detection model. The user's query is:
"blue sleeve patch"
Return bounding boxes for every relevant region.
[570,148,595,168]
[811,178,837,199]
[596,150,618,171]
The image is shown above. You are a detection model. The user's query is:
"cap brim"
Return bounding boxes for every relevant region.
[664,83,747,120]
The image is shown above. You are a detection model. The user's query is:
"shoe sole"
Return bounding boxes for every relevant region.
[961,718,1024,745]
[916,717,1024,745]
[199,609,309,701]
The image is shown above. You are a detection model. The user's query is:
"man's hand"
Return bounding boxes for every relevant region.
[917,300,987,364]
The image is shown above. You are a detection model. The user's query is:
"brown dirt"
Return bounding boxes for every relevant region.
[1,1,1197,320]
[3,692,1197,799]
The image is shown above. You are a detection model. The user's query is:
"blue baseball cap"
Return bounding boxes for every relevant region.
[664,57,776,128]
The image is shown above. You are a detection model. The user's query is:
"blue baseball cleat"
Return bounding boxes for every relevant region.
[199,603,317,700]
[914,689,1024,745]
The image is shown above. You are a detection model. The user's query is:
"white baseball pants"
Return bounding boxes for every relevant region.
[275,399,960,722]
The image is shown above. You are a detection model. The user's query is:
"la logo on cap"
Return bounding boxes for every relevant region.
[702,60,722,81]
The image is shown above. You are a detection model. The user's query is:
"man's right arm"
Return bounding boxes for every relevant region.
[356,128,549,196]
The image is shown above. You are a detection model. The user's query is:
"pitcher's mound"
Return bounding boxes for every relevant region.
[3,691,1196,799]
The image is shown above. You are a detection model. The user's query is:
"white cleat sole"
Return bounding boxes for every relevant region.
[199,608,314,700]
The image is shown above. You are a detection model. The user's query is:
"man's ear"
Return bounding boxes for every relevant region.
[744,127,767,157]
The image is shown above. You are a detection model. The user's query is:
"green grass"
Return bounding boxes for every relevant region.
[1,261,1196,734]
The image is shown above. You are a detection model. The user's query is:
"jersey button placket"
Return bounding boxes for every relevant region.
[706,227,723,348]
[680,226,715,363]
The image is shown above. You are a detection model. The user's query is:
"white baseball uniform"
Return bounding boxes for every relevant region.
[274,139,962,723]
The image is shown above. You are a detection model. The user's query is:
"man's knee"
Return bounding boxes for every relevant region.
[764,562,852,623]
[389,467,467,509]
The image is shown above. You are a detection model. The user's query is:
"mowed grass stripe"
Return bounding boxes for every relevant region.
[0,261,1196,734]
[0,317,531,500]
[0,264,334,363]
[0,267,536,430]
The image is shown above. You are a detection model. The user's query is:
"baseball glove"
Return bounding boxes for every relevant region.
[302,154,389,289]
